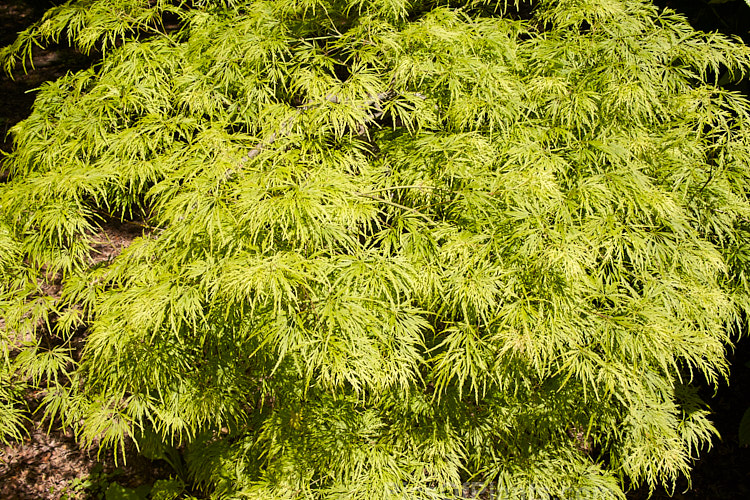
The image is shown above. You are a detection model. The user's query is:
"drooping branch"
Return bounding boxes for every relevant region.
[240,90,396,165]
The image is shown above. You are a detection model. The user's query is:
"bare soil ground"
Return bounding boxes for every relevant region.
[1,412,171,499]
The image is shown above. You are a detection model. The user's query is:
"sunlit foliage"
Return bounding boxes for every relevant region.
[3,0,750,497]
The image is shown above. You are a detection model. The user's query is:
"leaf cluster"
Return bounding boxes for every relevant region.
[3,0,750,498]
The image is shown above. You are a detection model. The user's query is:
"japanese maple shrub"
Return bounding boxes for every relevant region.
[2,0,750,498]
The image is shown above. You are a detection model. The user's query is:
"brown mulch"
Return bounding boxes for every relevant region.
[0,416,171,500]
[1,422,95,500]
[89,219,147,266]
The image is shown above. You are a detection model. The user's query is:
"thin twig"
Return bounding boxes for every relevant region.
[357,193,433,222]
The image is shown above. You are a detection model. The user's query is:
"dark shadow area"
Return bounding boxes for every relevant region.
[627,338,750,499]
[655,0,750,43]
